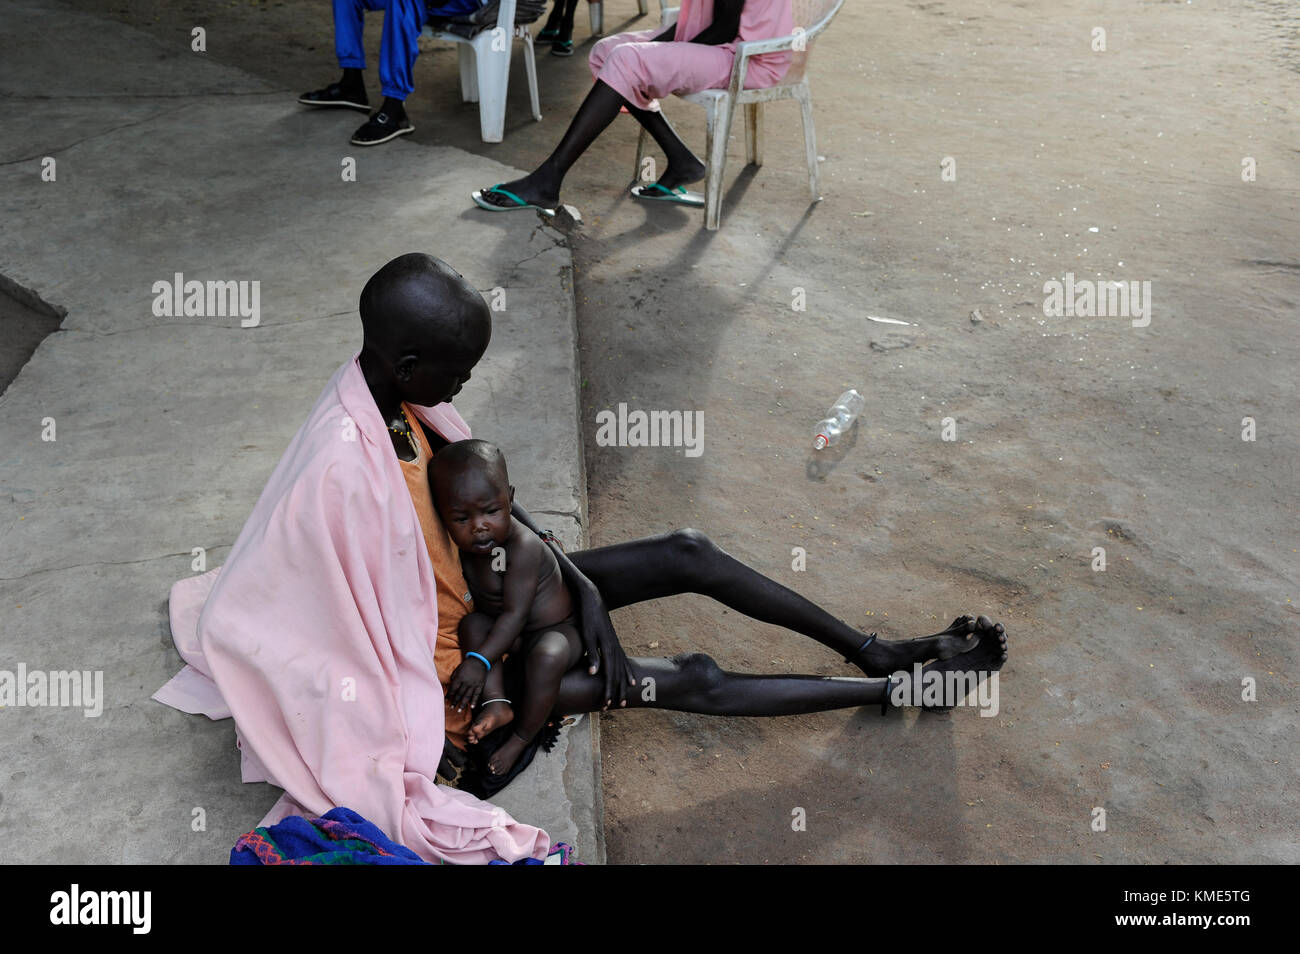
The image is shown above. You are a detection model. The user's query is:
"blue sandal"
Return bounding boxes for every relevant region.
[471,184,556,217]
[630,182,706,207]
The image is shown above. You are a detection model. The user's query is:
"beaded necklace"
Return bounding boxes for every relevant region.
[388,406,420,460]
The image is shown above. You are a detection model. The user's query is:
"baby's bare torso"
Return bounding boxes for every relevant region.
[460,517,575,630]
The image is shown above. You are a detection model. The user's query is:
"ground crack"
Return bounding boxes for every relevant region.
[0,103,191,166]
[0,547,233,582]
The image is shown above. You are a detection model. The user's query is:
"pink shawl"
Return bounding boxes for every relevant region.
[153,354,550,864]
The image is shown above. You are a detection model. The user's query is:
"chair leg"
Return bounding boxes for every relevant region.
[522,32,541,121]
[476,41,510,143]
[589,1,603,36]
[703,97,734,230]
[458,44,478,103]
[637,0,648,14]
[633,125,650,185]
[744,102,764,167]
[796,84,820,200]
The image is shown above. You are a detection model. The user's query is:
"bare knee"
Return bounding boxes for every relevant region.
[673,652,725,702]
[670,527,717,560]
[528,632,575,679]
[668,528,723,582]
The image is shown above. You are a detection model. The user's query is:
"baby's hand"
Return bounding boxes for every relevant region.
[448,656,488,712]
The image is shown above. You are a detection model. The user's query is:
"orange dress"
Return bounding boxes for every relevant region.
[397,402,475,751]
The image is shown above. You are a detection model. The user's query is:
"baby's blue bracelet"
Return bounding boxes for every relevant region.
[465,651,492,672]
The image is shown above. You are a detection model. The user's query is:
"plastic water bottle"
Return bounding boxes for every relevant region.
[812,389,865,450]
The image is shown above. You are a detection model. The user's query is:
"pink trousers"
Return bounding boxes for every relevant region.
[590,30,759,112]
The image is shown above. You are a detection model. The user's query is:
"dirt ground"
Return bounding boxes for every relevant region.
[57,0,1298,863]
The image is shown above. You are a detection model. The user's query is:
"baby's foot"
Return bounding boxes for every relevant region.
[467,700,513,745]
[488,732,531,776]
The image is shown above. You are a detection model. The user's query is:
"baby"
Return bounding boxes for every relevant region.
[430,439,582,776]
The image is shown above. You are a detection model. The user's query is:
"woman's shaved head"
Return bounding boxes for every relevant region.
[359,253,491,407]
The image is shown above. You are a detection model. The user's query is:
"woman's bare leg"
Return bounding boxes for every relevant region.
[477,77,705,208]
[553,622,1007,717]
[476,80,627,209]
[568,529,979,677]
[624,101,706,190]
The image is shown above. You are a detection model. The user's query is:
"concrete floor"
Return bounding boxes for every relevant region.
[0,0,599,862]
[10,0,1300,863]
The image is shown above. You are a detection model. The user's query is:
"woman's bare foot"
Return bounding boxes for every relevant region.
[475,170,560,211]
[467,700,513,745]
[487,732,531,776]
[656,155,707,190]
[849,615,981,677]
[897,616,1008,711]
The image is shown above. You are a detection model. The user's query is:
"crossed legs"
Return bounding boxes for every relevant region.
[546,529,1007,717]
[570,529,980,675]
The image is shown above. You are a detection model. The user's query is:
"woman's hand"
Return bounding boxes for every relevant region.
[688,0,744,46]
[447,656,487,712]
[577,583,635,709]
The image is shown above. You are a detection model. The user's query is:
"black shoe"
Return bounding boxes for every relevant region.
[350,109,414,145]
[550,37,574,57]
[298,82,369,112]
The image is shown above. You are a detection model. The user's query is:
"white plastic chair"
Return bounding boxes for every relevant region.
[425,0,542,143]
[632,0,845,229]
[586,0,650,37]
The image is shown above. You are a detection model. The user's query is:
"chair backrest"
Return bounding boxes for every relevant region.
[784,0,844,84]
[427,0,524,39]
[494,0,517,32]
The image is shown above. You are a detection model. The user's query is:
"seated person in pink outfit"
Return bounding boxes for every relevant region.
[433,439,582,778]
[472,0,794,212]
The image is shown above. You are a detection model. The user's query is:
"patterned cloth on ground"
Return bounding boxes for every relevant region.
[231,807,580,865]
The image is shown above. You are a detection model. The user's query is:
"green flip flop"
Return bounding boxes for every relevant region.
[471,184,556,217]
[630,182,706,207]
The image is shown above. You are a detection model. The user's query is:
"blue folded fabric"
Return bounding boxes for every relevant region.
[230,806,579,865]
[230,806,429,865]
